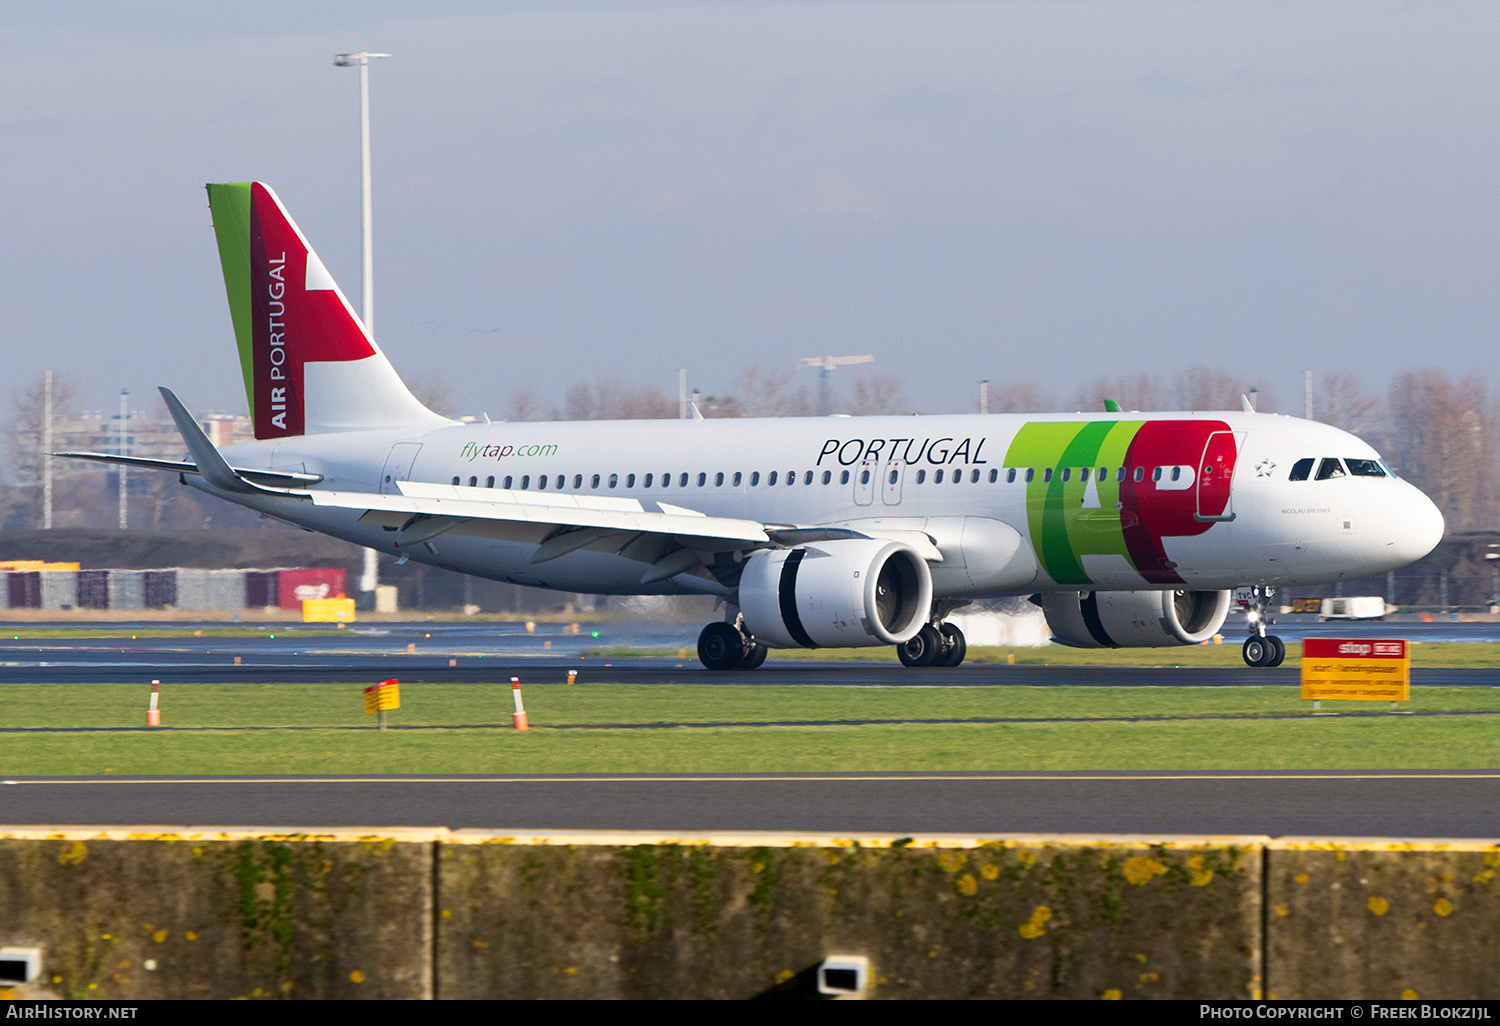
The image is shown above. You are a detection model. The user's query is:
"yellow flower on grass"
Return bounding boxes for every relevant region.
[1433,898,1453,917]
[980,864,999,880]
[1101,988,1122,1000]
[1368,896,1389,916]
[956,873,977,896]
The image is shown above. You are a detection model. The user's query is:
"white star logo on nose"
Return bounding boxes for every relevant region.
[1255,459,1276,477]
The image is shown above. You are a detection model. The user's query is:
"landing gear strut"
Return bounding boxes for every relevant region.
[696,617,767,671]
[1239,586,1286,668]
[897,620,967,668]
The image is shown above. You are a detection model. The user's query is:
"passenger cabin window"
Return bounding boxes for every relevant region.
[769,471,779,486]
[661,473,670,487]
[520,475,530,489]
[504,476,513,489]
[822,471,831,485]
[716,472,725,486]
[935,469,944,484]
[680,473,689,487]
[626,474,636,488]
[1006,469,1016,483]
[608,473,618,488]
[888,469,898,485]
[1060,468,1070,482]
[1079,468,1089,482]
[697,473,707,487]
[451,476,460,486]
[1346,459,1386,477]
[916,469,927,484]
[988,469,998,483]
[804,471,814,485]
[858,470,869,484]
[733,472,743,486]
[839,470,848,485]
[751,472,761,486]
[573,474,582,489]
[590,474,600,488]
[643,473,653,488]
[1152,467,1163,482]
[538,475,547,489]
[1024,469,1034,483]
[1115,467,1125,482]
[1133,467,1144,482]
[468,476,477,487]
[486,476,495,488]
[786,471,795,486]
[1316,458,1346,481]
[1042,468,1052,483]
[971,469,980,483]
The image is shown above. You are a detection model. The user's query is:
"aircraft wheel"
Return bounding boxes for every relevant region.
[740,642,768,669]
[698,622,745,671]
[936,623,967,667]
[1242,636,1272,668]
[897,624,943,667]
[1266,635,1286,668]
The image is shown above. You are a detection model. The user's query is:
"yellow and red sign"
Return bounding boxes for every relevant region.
[1301,639,1409,701]
[363,679,400,715]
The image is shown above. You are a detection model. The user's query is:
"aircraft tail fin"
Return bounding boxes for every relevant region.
[205,182,450,440]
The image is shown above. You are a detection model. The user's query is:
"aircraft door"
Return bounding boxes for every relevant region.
[881,459,905,505]
[854,459,876,506]
[380,443,422,495]
[1195,431,1237,522]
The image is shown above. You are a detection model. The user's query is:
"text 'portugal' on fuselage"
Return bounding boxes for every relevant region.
[60,182,1445,671]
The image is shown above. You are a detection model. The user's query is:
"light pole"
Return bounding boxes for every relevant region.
[334,48,391,337]
[118,390,128,529]
[335,47,391,607]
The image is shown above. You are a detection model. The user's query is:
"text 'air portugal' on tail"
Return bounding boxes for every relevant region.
[205,182,449,440]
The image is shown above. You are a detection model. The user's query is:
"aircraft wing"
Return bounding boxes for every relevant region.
[302,481,776,585]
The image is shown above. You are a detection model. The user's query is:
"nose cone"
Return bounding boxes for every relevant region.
[1394,482,1445,564]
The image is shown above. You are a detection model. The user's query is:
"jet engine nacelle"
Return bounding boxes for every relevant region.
[1039,589,1231,648]
[739,538,933,649]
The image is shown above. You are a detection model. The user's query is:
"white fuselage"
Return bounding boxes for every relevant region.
[192,409,1444,601]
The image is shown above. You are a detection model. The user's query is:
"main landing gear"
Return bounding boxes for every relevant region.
[896,621,967,668]
[1239,585,1286,668]
[697,619,767,672]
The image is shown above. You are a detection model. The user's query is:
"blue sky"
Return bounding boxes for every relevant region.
[4,1,1498,420]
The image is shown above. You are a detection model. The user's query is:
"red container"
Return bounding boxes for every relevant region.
[276,568,347,609]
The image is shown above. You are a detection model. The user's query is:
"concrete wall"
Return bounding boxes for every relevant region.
[0,828,433,1000]
[1266,838,1500,1001]
[1,827,1498,1000]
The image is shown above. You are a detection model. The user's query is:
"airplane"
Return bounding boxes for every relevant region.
[61,183,1445,670]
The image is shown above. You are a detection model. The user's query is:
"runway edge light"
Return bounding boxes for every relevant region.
[511,677,529,732]
[147,679,160,727]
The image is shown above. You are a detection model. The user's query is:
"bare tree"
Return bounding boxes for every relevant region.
[848,375,907,416]
[1386,370,1499,532]
[984,383,1055,413]
[405,373,457,418]
[1317,373,1382,436]
[1073,374,1166,413]
[507,388,547,423]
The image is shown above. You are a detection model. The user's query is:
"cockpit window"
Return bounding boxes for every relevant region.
[1289,458,1314,481]
[1345,458,1386,477]
[1315,458,1346,481]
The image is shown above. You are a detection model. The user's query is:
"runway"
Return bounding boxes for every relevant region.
[2,621,1497,838]
[2,771,1498,838]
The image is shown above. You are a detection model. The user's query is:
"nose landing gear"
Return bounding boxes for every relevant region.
[1238,586,1286,667]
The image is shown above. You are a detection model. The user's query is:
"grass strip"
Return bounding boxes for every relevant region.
[1,683,1497,776]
